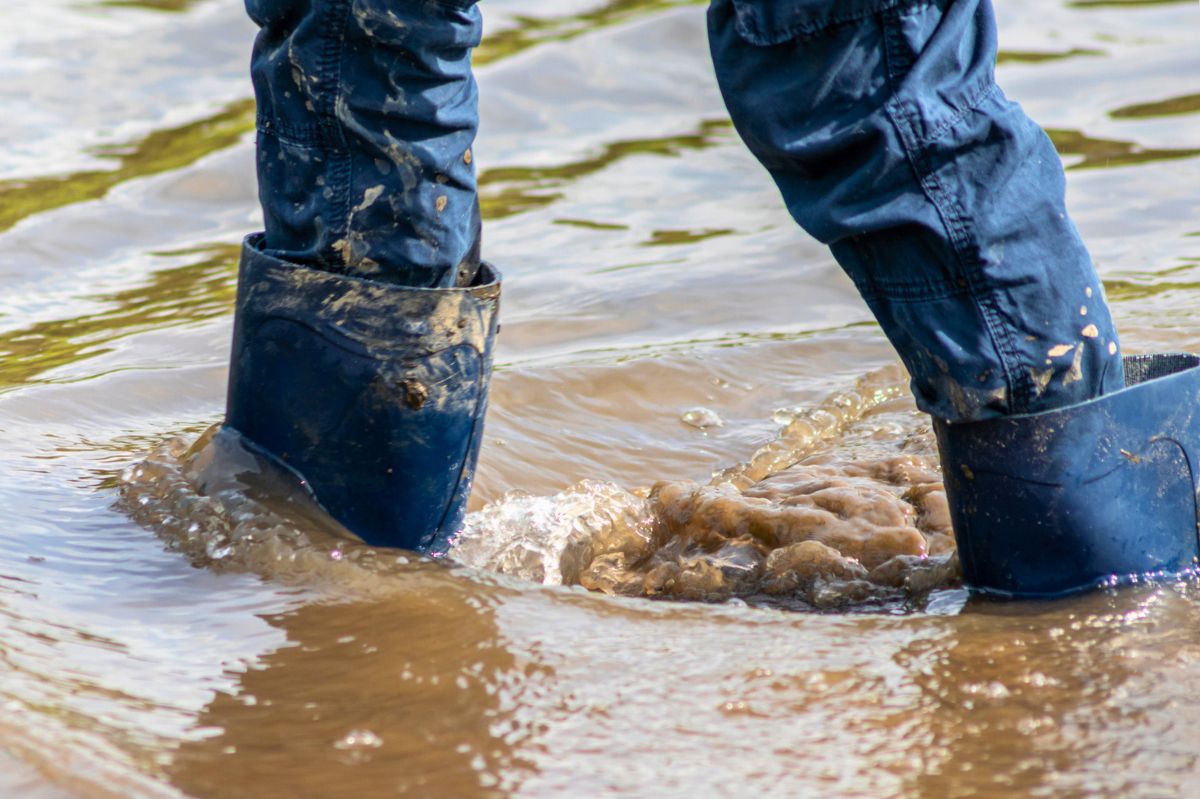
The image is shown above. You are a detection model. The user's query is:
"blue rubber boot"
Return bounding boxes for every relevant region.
[935,353,1200,598]
[224,234,500,553]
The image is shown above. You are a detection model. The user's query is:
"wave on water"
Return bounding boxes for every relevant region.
[117,366,960,609]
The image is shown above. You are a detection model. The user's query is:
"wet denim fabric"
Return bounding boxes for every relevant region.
[708,0,1124,422]
[245,0,482,288]
[245,0,1123,423]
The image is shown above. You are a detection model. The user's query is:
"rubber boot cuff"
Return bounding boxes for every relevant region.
[934,353,1200,598]
[225,234,501,553]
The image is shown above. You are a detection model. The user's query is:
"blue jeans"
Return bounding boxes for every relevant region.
[245,0,1123,423]
[245,0,482,289]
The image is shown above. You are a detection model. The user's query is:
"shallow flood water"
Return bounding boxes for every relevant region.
[1,0,1199,796]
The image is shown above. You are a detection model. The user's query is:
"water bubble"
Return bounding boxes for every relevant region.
[333,729,383,751]
[772,407,801,426]
[681,407,723,430]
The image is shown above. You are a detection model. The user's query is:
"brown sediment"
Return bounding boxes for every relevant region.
[1064,342,1085,385]
[549,372,960,608]
[1030,366,1055,397]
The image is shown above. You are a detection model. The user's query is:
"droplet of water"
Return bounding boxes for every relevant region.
[333,729,383,750]
[681,407,723,430]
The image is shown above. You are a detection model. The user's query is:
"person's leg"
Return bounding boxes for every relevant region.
[224,0,498,553]
[708,0,1122,423]
[247,0,483,287]
[708,0,1200,596]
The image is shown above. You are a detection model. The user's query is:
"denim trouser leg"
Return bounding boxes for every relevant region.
[245,0,482,288]
[709,0,1124,423]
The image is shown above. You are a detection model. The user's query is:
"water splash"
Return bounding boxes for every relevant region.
[451,367,959,608]
[117,366,960,610]
[116,426,449,598]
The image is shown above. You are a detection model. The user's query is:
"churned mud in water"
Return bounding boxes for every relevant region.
[119,367,959,610]
[455,366,959,608]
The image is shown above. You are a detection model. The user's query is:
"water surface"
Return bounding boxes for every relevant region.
[1,0,1199,796]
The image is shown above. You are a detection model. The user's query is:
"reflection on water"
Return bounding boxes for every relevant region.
[1047,127,1200,171]
[480,119,734,220]
[1069,0,1192,6]
[1103,260,1200,302]
[1111,92,1200,120]
[0,101,254,235]
[475,0,704,67]
[93,0,209,11]
[996,47,1105,64]
[167,589,538,799]
[0,245,238,390]
[3,0,1200,796]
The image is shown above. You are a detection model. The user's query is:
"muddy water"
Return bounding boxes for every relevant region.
[1,0,1199,796]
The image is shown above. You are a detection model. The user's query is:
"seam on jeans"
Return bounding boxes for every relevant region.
[844,239,972,301]
[256,117,341,149]
[855,274,973,302]
[880,2,998,145]
[881,20,1024,413]
[320,0,354,267]
[921,78,999,147]
[318,0,350,148]
[879,3,915,76]
[898,97,1030,412]
[734,0,941,45]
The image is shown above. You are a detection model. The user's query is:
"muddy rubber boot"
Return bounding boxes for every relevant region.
[224,234,501,553]
[935,353,1200,598]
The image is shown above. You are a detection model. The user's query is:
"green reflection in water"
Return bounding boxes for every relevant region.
[559,322,880,367]
[1103,261,1200,302]
[553,219,631,231]
[1111,93,1200,120]
[480,119,734,220]
[0,100,255,235]
[91,0,206,11]
[5,1,701,236]
[1069,0,1191,6]
[0,115,738,387]
[593,256,687,274]
[0,244,239,390]
[1104,278,1200,302]
[642,227,735,247]
[476,0,704,66]
[1045,128,1200,170]
[996,48,1104,64]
